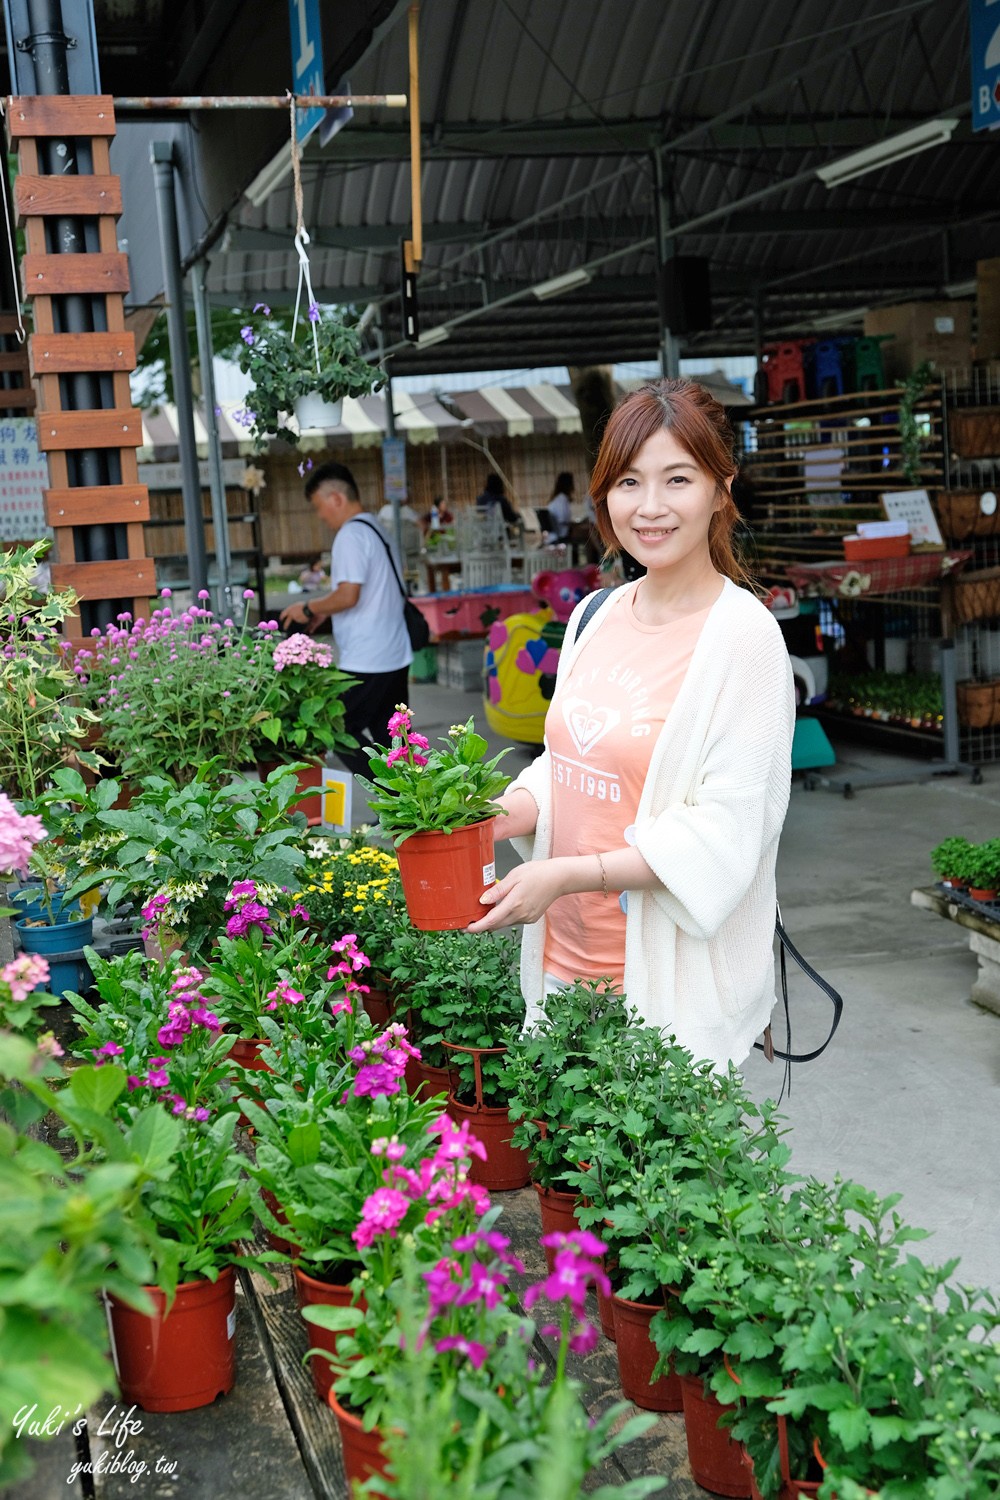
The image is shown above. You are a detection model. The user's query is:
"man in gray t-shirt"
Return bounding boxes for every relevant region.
[281,461,412,776]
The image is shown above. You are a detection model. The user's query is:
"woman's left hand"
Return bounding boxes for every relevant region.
[466,860,567,932]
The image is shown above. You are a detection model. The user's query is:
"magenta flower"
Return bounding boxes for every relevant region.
[423,1257,464,1314]
[387,708,411,736]
[92,1041,124,1064]
[264,983,304,1012]
[433,1336,489,1370]
[371,1136,407,1161]
[524,1231,610,1316]
[353,1186,411,1250]
[456,1260,509,1311]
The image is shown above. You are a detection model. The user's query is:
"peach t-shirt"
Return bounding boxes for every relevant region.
[543,582,713,984]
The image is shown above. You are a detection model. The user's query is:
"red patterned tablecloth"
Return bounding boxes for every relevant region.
[784,550,972,598]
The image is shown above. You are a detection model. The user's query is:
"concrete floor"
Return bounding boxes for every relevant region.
[395,679,1000,1294]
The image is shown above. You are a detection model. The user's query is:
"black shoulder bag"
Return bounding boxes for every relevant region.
[349,516,430,652]
[573,587,843,1092]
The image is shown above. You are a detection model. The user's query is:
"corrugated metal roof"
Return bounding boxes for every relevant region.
[194,0,996,371]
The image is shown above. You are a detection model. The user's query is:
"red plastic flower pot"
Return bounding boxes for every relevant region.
[294,1266,363,1403]
[679,1372,752,1498]
[260,1188,298,1258]
[258,760,324,825]
[229,1036,274,1127]
[534,1182,583,1271]
[969,887,998,901]
[328,1392,391,1494]
[105,1268,237,1413]
[610,1294,682,1412]
[394,820,497,930]
[403,1054,456,1102]
[442,1041,530,1192]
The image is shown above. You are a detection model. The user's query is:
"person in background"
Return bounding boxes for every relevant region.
[469,378,794,1073]
[547,472,574,542]
[377,494,425,532]
[475,471,520,528]
[280,461,412,777]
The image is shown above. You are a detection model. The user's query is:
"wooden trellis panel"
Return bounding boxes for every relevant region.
[5,93,152,635]
[0,313,34,413]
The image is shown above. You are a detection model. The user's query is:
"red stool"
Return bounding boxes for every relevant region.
[761,341,812,403]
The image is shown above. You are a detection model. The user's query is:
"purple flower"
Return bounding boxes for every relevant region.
[307,301,320,323]
[433,1336,489,1370]
[253,302,270,316]
[240,325,255,345]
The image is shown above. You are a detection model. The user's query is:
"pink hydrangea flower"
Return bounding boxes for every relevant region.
[0,794,46,878]
[1,953,50,1001]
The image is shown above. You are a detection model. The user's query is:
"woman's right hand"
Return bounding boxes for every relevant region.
[492,787,539,842]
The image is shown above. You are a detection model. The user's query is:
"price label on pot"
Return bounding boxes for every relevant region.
[227,1307,236,1340]
[483,861,496,886]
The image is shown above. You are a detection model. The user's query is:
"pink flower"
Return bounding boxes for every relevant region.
[0,794,46,878]
[92,1042,124,1064]
[424,1257,464,1314]
[1,953,50,1001]
[407,733,430,751]
[524,1231,610,1316]
[433,1336,489,1370]
[264,983,304,1011]
[36,1032,63,1060]
[371,1137,407,1161]
[353,1187,411,1250]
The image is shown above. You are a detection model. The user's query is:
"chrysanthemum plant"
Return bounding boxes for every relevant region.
[301,836,404,976]
[358,709,512,845]
[234,300,383,450]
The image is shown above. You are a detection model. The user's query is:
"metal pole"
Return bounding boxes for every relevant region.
[113,94,407,111]
[383,363,405,558]
[191,258,233,616]
[653,150,679,380]
[22,0,117,618]
[151,141,208,597]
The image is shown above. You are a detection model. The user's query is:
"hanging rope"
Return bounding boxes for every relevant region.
[0,102,27,345]
[287,92,322,375]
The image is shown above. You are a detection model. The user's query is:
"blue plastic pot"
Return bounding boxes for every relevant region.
[44,954,92,998]
[9,888,80,923]
[15,914,93,955]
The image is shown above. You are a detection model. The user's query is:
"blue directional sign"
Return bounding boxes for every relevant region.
[971,0,1000,132]
[289,0,325,146]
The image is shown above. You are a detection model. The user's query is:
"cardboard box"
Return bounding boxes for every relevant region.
[863,300,973,380]
[977,258,1000,361]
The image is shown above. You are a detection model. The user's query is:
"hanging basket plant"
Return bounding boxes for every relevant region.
[235,295,382,450]
[898,360,933,484]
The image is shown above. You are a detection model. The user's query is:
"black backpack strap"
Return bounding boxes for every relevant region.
[572,586,618,644]
[348,515,408,600]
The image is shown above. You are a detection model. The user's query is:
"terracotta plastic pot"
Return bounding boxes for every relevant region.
[743,1417,840,1499]
[364,987,393,1027]
[394,819,497,930]
[404,1054,456,1102]
[229,1036,274,1126]
[679,1372,751,1498]
[328,1392,390,1493]
[442,1041,530,1191]
[260,1188,298,1257]
[611,1294,682,1412]
[258,760,324,825]
[534,1182,582,1270]
[295,1266,362,1403]
[597,1283,617,1342]
[106,1268,236,1413]
[969,887,998,901]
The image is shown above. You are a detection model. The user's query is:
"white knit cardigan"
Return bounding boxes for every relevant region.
[508,578,795,1069]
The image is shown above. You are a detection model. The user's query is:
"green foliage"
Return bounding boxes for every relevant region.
[97,764,307,962]
[827,671,942,727]
[387,927,524,1099]
[255,639,357,760]
[929,835,973,880]
[961,836,1000,891]
[899,361,933,484]
[359,716,512,844]
[0,541,101,802]
[300,837,403,975]
[235,303,382,449]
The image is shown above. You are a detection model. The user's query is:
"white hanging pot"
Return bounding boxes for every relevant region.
[294,393,343,430]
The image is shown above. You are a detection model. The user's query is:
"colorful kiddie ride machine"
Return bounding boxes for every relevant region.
[484,566,601,746]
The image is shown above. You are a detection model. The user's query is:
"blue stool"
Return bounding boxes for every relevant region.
[813,341,845,398]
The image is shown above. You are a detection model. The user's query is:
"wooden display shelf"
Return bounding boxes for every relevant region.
[30,331,136,374]
[51,558,154,600]
[14,174,122,218]
[5,94,117,137]
[35,407,144,451]
[45,485,150,527]
[20,252,131,295]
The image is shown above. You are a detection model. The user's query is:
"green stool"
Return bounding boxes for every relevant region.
[410,645,437,682]
[852,337,887,391]
[792,717,836,772]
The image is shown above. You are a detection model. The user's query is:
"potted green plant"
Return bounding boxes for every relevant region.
[963,837,1000,901]
[0,1032,156,1488]
[929,835,973,889]
[96,763,308,964]
[234,301,382,449]
[0,541,101,805]
[301,835,404,1021]
[73,589,282,787]
[253,633,358,821]
[358,710,512,930]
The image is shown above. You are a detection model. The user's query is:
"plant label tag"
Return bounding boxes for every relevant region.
[227,1307,236,1340]
[482,861,496,886]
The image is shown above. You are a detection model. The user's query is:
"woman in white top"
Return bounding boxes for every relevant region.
[546,472,574,541]
[469,379,794,1069]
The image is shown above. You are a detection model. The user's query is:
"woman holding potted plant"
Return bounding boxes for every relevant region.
[469,378,795,1071]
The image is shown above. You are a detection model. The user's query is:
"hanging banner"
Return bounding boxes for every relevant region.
[381,435,408,503]
[289,0,326,146]
[0,418,50,542]
[971,0,1000,132]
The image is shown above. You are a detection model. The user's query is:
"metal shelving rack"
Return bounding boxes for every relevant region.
[737,383,983,791]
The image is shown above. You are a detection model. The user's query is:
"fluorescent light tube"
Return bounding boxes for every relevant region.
[245,142,293,207]
[817,118,958,188]
[417,325,450,348]
[531,267,592,300]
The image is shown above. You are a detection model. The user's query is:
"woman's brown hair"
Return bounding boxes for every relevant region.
[590,378,752,587]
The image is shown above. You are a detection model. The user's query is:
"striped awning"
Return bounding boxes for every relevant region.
[136,381,586,460]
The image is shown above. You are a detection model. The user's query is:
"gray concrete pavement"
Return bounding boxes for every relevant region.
[394,677,1000,1294]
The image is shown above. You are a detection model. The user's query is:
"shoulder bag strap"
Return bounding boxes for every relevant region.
[347,515,407,601]
[572,585,617,644]
[756,912,844,1067]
